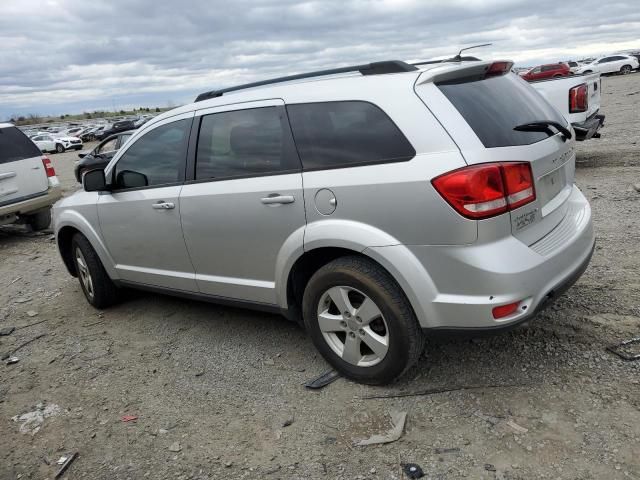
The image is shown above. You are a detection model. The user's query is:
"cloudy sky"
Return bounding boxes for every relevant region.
[1,0,638,120]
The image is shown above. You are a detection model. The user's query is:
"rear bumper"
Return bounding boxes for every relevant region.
[0,185,62,218]
[572,113,605,141]
[371,186,594,330]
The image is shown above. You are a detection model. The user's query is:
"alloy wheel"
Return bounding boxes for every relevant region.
[75,247,94,300]
[317,286,389,367]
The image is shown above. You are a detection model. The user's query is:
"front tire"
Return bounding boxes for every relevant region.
[55,143,65,153]
[71,233,120,308]
[26,209,51,231]
[302,256,424,385]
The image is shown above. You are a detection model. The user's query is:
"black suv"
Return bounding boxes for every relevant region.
[96,120,136,140]
[75,131,134,182]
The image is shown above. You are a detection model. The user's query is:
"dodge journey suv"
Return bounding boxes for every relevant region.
[54,59,595,384]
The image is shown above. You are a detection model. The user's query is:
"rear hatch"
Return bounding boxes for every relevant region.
[0,126,49,206]
[415,62,575,245]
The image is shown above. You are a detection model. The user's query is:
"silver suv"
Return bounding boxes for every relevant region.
[54,60,595,384]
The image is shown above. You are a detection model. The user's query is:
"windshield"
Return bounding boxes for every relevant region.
[437,73,567,148]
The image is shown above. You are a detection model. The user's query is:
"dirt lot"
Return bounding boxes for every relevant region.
[1,74,639,480]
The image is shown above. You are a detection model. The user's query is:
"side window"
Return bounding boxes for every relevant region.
[195,106,298,180]
[287,101,415,170]
[0,127,42,164]
[98,138,118,154]
[113,118,190,189]
[541,65,554,72]
[532,67,541,73]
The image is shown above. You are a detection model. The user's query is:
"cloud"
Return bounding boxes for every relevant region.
[1,0,638,119]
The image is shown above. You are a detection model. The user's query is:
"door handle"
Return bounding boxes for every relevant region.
[260,195,295,205]
[152,201,175,210]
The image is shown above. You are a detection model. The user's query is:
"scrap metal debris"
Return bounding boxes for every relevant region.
[607,337,640,361]
[506,419,529,433]
[402,463,424,479]
[304,369,340,390]
[121,415,138,422]
[6,356,19,365]
[55,452,78,479]
[361,382,529,400]
[354,410,407,446]
[0,326,15,336]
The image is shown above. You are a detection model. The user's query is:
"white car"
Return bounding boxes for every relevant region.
[32,134,83,153]
[575,55,639,75]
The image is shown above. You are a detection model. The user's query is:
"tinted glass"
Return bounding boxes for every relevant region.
[114,118,190,189]
[541,65,555,72]
[98,138,118,153]
[196,107,297,180]
[287,101,415,169]
[0,127,42,164]
[437,73,567,148]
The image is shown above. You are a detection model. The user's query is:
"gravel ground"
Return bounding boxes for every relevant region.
[1,73,639,480]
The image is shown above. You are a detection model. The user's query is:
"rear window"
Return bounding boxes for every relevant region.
[437,74,567,148]
[287,101,415,170]
[0,127,42,164]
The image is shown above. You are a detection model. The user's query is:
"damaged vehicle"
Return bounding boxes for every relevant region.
[54,59,595,384]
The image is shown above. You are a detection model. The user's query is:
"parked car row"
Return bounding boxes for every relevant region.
[520,54,639,82]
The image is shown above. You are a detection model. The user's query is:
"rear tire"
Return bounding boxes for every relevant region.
[55,143,65,153]
[26,209,51,231]
[71,233,120,309]
[302,256,424,385]
[620,65,632,75]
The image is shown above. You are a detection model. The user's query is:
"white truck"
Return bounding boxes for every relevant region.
[529,72,604,141]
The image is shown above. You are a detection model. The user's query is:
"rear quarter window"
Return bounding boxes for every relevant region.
[287,101,415,170]
[0,127,42,164]
[437,73,567,148]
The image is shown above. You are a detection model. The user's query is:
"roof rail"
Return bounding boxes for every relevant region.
[194,60,418,102]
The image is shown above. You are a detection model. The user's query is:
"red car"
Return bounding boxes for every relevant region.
[520,63,570,82]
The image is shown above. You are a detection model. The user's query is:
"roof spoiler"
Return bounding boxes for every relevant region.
[417,60,514,84]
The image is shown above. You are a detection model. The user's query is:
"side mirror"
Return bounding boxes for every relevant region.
[83,169,108,192]
[78,151,87,159]
[116,170,148,189]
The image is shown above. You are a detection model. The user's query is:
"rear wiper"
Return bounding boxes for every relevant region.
[513,121,572,142]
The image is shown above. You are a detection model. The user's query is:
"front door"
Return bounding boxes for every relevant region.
[180,100,305,305]
[98,113,197,291]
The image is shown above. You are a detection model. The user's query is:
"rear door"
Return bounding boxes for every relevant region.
[179,100,305,304]
[416,66,575,245]
[0,126,48,206]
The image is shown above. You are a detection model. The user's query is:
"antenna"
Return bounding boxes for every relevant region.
[453,43,493,61]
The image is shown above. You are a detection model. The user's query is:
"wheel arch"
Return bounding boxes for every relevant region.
[277,220,435,327]
[55,211,119,280]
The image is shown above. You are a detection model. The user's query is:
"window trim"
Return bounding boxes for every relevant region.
[285,100,416,172]
[108,116,195,193]
[185,104,302,183]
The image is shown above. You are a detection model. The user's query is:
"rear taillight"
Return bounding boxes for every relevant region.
[569,83,588,113]
[42,156,56,177]
[432,162,536,220]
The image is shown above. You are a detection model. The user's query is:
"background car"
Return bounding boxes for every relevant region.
[563,61,581,74]
[74,130,133,182]
[575,55,639,75]
[520,63,570,81]
[96,120,136,140]
[0,123,62,230]
[31,134,58,153]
